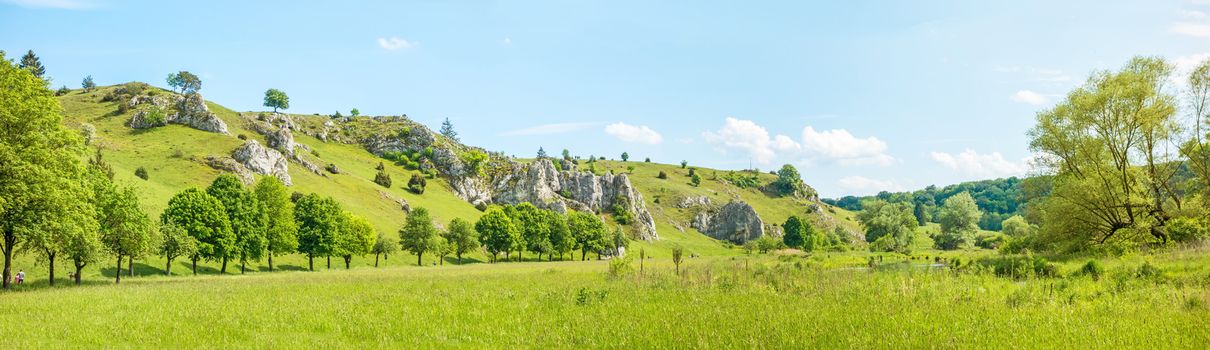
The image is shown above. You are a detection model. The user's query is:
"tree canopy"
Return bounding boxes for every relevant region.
[263,88,289,113]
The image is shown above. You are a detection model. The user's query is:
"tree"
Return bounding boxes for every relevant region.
[399,207,438,266]
[1028,56,1177,246]
[166,71,201,94]
[294,194,343,271]
[97,184,154,283]
[610,225,628,257]
[207,174,267,274]
[680,160,688,169]
[512,203,552,261]
[475,207,516,262]
[935,192,981,250]
[690,172,702,187]
[336,212,375,269]
[913,202,930,226]
[0,53,87,288]
[371,233,398,267]
[782,216,805,248]
[19,50,45,80]
[621,152,629,162]
[263,88,289,113]
[254,176,297,272]
[23,183,96,286]
[856,200,915,253]
[1001,215,1030,237]
[537,147,548,159]
[350,108,360,117]
[562,149,571,161]
[407,174,426,194]
[547,213,573,261]
[771,164,811,198]
[440,118,458,141]
[1182,58,1210,214]
[81,75,95,92]
[161,188,233,275]
[568,211,608,261]
[443,218,478,264]
[158,223,197,276]
[374,170,392,188]
[671,245,684,275]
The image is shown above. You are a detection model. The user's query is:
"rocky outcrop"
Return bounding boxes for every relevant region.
[676,196,711,208]
[379,190,411,213]
[203,156,255,185]
[692,201,765,243]
[129,107,167,129]
[232,140,291,185]
[168,94,229,134]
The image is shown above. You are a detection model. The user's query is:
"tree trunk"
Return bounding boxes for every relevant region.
[240,258,246,274]
[128,257,134,277]
[344,255,351,269]
[375,253,380,267]
[581,249,587,261]
[3,230,15,289]
[457,253,462,265]
[47,252,56,286]
[268,253,274,272]
[220,256,228,274]
[326,255,331,269]
[417,252,423,266]
[439,256,444,265]
[165,257,173,276]
[74,262,84,285]
[192,257,197,275]
[115,255,122,284]
[308,254,314,271]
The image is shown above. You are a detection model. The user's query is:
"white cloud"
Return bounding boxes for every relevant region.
[801,126,893,166]
[837,176,905,195]
[1172,53,1210,86]
[377,37,415,50]
[2,0,96,9]
[993,65,1071,83]
[1010,90,1048,105]
[930,149,1030,178]
[1172,22,1210,38]
[702,117,894,166]
[1182,10,1210,20]
[501,122,601,136]
[604,122,663,145]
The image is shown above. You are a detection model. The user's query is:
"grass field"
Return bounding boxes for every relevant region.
[1,248,1208,348]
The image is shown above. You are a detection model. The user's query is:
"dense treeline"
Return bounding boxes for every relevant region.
[825,177,1024,231]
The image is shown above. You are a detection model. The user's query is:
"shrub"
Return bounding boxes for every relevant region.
[1136,262,1163,279]
[290,192,304,202]
[408,174,427,194]
[310,149,320,158]
[607,254,634,279]
[237,134,248,140]
[1168,216,1209,243]
[644,157,650,162]
[690,173,702,187]
[611,203,633,225]
[975,233,1006,249]
[55,85,70,96]
[688,167,697,177]
[373,171,392,188]
[657,171,668,179]
[977,255,1059,279]
[80,123,96,146]
[376,162,385,171]
[134,167,149,180]
[1078,260,1104,281]
[680,160,688,168]
[325,163,340,174]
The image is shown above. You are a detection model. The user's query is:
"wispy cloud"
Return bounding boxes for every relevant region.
[1172,22,1210,38]
[701,117,893,166]
[501,122,602,136]
[930,149,1032,178]
[837,176,906,195]
[604,122,663,145]
[1010,90,1049,105]
[993,65,1071,83]
[377,37,415,50]
[2,0,98,9]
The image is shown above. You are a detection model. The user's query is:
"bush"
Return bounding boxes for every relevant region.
[80,123,96,146]
[55,86,70,96]
[977,255,1059,279]
[687,167,697,177]
[657,171,668,179]
[1078,260,1105,281]
[1136,261,1163,279]
[933,230,972,250]
[373,171,392,188]
[607,254,634,279]
[690,173,702,187]
[376,162,385,171]
[134,167,149,180]
[611,203,633,225]
[325,163,340,174]
[237,134,248,140]
[1168,216,1209,243]
[974,232,1006,249]
[408,174,427,194]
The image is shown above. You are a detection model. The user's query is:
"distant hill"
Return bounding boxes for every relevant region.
[57,83,859,258]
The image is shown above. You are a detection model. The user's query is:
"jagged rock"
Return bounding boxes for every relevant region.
[676,196,711,208]
[691,201,765,244]
[128,108,167,129]
[297,157,324,176]
[379,190,411,213]
[166,93,229,134]
[232,140,291,185]
[129,95,168,108]
[265,126,297,157]
[203,155,255,185]
[325,163,341,175]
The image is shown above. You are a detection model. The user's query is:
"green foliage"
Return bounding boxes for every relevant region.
[55,85,70,96]
[1001,215,1031,237]
[371,233,398,265]
[157,223,197,275]
[935,192,981,250]
[475,207,517,262]
[443,217,479,263]
[134,166,148,180]
[657,171,668,179]
[374,170,392,188]
[407,173,426,194]
[1078,260,1105,281]
[974,232,1006,249]
[680,160,688,169]
[975,255,1059,279]
[350,108,360,117]
[294,194,342,268]
[1167,217,1209,243]
[547,213,573,260]
[568,211,608,260]
[207,174,267,271]
[253,177,298,267]
[511,203,554,259]
[459,150,488,177]
[440,117,458,141]
[166,71,201,94]
[96,183,155,276]
[19,50,46,79]
[161,188,233,268]
[856,200,915,253]
[399,208,439,266]
[771,164,811,198]
[610,200,633,225]
[263,88,289,112]
[690,172,702,187]
[753,235,783,253]
[335,212,375,268]
[782,216,805,248]
[721,171,760,189]
[81,75,95,91]
[621,152,629,162]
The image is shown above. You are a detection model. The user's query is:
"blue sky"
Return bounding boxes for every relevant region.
[4,0,1210,197]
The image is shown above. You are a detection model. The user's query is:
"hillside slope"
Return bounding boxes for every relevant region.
[56,83,856,261]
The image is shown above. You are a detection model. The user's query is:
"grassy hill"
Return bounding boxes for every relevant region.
[24,82,859,283]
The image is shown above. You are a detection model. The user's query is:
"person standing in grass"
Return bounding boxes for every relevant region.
[16,270,24,284]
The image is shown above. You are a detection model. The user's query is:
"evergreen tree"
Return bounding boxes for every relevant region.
[18,50,45,79]
[440,117,458,141]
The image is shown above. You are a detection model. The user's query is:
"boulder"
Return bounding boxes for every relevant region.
[692,201,765,243]
[166,93,229,134]
[203,155,255,185]
[128,108,167,129]
[676,196,711,208]
[232,140,291,185]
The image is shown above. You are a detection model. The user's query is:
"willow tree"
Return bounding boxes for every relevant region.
[1028,56,1178,247]
[1181,57,1210,209]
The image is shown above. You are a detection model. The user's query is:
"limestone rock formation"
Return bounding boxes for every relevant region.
[167,93,229,134]
[691,201,765,243]
[203,155,255,185]
[232,140,291,185]
[676,196,711,208]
